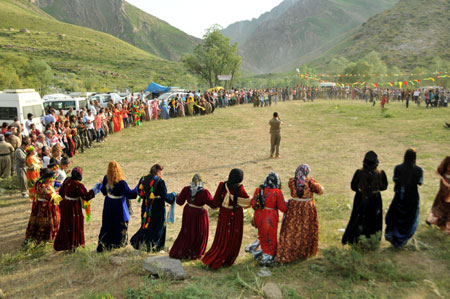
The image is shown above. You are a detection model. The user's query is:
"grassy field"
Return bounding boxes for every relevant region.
[0,99,449,298]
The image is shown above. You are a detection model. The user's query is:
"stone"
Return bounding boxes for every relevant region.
[109,256,127,266]
[263,282,282,299]
[20,28,30,33]
[142,256,186,280]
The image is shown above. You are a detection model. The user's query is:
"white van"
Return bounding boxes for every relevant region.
[43,94,88,113]
[89,93,122,108]
[0,89,44,133]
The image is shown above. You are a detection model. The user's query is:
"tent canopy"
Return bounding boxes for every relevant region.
[145,82,171,94]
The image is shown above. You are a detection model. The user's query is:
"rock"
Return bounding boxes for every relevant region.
[263,282,282,299]
[109,256,127,266]
[20,28,30,33]
[142,256,186,280]
[8,27,15,31]
[58,34,66,40]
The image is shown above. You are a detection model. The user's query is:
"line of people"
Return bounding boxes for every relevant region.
[22,151,450,269]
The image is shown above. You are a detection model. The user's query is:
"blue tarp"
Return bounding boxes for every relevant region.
[145,82,171,94]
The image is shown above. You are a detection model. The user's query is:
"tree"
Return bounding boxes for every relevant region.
[182,25,241,88]
[28,60,54,95]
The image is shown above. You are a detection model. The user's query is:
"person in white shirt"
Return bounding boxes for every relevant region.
[84,109,96,144]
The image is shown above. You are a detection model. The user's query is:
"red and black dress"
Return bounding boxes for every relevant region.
[54,177,95,251]
[169,186,214,260]
[202,182,250,270]
[251,187,288,256]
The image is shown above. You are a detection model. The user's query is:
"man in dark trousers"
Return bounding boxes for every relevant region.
[269,112,281,158]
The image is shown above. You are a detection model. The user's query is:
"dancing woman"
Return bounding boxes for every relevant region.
[130,164,176,252]
[426,156,450,234]
[97,161,137,252]
[277,165,323,263]
[25,162,62,243]
[54,167,101,251]
[169,174,214,260]
[202,169,251,270]
[342,151,388,247]
[385,149,423,247]
[247,172,287,266]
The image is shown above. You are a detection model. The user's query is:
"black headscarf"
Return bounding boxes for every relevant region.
[39,167,56,180]
[363,151,379,171]
[403,149,416,166]
[397,149,417,187]
[71,167,83,181]
[225,168,243,212]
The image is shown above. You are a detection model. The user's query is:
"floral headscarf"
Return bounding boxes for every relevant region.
[295,164,310,198]
[264,172,281,189]
[190,174,204,199]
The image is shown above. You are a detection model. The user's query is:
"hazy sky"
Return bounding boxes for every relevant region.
[127,0,283,38]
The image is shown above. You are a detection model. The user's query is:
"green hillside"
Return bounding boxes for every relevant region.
[33,0,200,61]
[312,0,450,71]
[0,0,197,91]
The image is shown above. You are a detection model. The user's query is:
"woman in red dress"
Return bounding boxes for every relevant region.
[54,167,101,251]
[202,169,250,270]
[169,174,214,260]
[113,105,121,133]
[246,172,287,266]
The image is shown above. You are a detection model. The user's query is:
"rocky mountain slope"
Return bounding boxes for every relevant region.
[222,0,398,74]
[31,0,200,61]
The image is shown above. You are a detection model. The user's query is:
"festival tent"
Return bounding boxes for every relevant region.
[145,82,171,94]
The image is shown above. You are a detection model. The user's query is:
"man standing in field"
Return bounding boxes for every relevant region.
[269,112,281,159]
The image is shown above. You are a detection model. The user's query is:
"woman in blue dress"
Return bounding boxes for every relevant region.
[385,149,423,248]
[160,100,170,119]
[97,161,138,253]
[130,164,176,252]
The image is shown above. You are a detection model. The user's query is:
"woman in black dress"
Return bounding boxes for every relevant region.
[342,151,388,247]
[385,149,423,248]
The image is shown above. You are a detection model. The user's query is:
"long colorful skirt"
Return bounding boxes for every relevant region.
[276,200,318,263]
[25,201,61,243]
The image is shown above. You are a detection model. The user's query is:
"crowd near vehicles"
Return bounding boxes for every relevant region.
[157,92,188,102]
[88,93,122,108]
[0,89,44,132]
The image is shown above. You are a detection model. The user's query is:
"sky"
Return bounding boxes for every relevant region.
[126,0,284,38]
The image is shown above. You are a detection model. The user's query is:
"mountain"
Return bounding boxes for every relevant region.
[313,0,450,71]
[31,0,200,61]
[222,0,398,74]
[0,0,194,90]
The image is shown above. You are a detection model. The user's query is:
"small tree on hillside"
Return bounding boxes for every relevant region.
[182,25,241,88]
